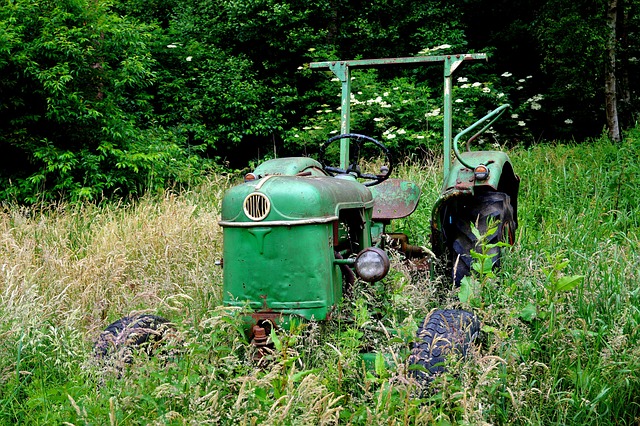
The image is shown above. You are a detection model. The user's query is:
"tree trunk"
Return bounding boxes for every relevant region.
[605,0,621,142]
[617,0,633,127]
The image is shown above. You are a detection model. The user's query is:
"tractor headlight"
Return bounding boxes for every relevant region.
[474,164,489,181]
[355,247,390,282]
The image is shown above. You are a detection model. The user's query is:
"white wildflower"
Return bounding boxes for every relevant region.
[518,121,526,126]
[501,72,512,77]
[565,119,573,124]
[531,102,541,110]
[482,87,491,93]
[186,56,193,61]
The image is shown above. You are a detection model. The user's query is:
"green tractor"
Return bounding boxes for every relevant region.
[217,54,519,376]
[97,54,519,382]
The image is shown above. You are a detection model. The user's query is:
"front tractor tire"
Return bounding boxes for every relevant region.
[448,191,515,285]
[409,309,480,383]
[94,314,174,364]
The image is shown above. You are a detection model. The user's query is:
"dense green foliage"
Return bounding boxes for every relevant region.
[1,0,639,202]
[0,132,638,424]
[0,0,212,202]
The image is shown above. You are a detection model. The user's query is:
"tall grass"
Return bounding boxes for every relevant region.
[0,131,638,425]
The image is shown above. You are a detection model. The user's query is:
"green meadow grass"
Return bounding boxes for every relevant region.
[0,130,638,425]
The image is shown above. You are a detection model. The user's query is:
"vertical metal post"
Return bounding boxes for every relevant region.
[327,62,351,170]
[443,59,453,182]
[443,55,467,184]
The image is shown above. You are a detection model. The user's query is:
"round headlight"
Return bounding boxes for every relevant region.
[355,247,390,282]
[474,164,489,181]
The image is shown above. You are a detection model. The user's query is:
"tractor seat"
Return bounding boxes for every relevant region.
[369,178,421,220]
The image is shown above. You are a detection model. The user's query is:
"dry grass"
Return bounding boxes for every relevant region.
[0,176,230,341]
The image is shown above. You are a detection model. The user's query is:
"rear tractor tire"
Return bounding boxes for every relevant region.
[450,191,515,285]
[408,309,480,383]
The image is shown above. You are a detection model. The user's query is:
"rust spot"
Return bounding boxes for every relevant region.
[455,181,473,190]
[250,311,282,326]
[260,294,268,310]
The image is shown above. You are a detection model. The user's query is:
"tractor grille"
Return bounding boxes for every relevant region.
[243,193,271,221]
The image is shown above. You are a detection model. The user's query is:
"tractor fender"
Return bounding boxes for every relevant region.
[443,151,516,193]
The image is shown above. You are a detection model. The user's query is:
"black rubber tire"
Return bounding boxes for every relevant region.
[409,309,480,382]
[94,314,173,362]
[450,191,515,285]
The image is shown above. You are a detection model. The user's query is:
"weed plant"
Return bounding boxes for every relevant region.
[0,130,639,424]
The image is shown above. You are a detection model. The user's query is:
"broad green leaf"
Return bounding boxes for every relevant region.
[291,369,320,383]
[254,387,268,401]
[481,325,508,339]
[481,257,494,274]
[554,275,584,292]
[270,328,282,352]
[519,303,537,321]
[374,352,387,378]
[471,223,482,240]
[458,276,473,303]
[555,260,571,271]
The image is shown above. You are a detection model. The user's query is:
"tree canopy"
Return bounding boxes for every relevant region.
[1,0,637,202]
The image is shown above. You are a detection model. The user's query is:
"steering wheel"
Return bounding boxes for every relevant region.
[318,133,393,187]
